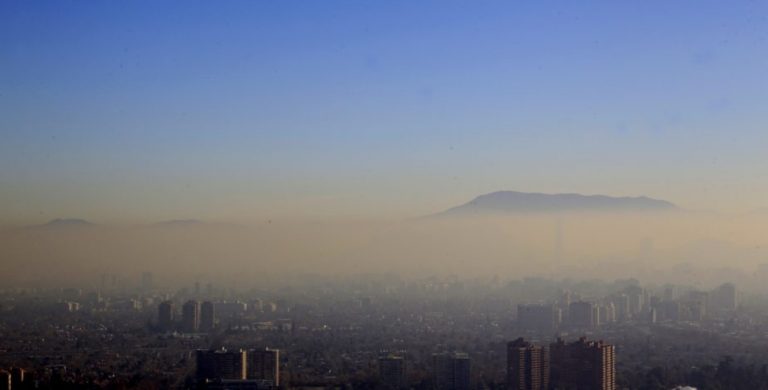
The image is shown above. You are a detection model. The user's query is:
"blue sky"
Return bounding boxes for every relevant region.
[1,1,768,222]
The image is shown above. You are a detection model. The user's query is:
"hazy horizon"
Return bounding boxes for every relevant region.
[3,1,768,288]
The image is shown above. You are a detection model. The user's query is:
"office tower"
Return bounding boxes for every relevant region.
[247,348,280,386]
[568,301,595,328]
[507,338,548,390]
[182,300,201,333]
[200,301,215,332]
[433,352,470,390]
[158,300,174,331]
[379,352,407,389]
[517,304,560,332]
[141,272,153,292]
[196,348,247,381]
[549,337,616,390]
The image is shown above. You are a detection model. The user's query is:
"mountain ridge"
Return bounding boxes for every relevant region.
[436,191,678,216]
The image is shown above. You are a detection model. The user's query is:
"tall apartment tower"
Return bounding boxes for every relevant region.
[182,300,201,333]
[200,301,215,332]
[549,337,616,390]
[433,352,471,390]
[378,352,407,389]
[507,338,548,390]
[196,348,247,382]
[247,348,280,386]
[158,300,174,331]
[568,301,596,328]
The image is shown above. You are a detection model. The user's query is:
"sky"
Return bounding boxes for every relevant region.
[2,1,768,224]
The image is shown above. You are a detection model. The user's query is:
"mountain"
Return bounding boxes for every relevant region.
[437,191,678,216]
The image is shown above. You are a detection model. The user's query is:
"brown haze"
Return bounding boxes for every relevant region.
[3,211,768,291]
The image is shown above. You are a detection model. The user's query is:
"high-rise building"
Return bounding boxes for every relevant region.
[624,285,645,318]
[201,301,215,332]
[433,352,470,390]
[182,300,201,333]
[247,348,280,386]
[599,302,616,324]
[568,301,595,328]
[196,348,247,382]
[517,304,560,332]
[507,338,548,390]
[378,352,407,389]
[158,300,174,331]
[549,337,615,390]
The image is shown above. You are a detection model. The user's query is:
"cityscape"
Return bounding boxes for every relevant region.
[4,0,768,389]
[1,273,767,389]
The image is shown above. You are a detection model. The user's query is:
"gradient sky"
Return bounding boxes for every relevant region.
[2,1,768,223]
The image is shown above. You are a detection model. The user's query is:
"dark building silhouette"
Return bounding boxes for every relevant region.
[201,301,215,332]
[247,348,280,386]
[182,300,201,333]
[433,352,470,390]
[378,352,407,389]
[507,338,548,390]
[549,337,615,390]
[196,348,247,382]
[158,300,174,331]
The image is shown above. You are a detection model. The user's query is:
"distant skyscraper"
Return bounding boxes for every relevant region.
[549,337,615,390]
[200,301,215,332]
[182,300,201,333]
[568,301,596,328]
[507,338,548,390]
[158,300,174,331]
[378,352,407,389]
[196,348,247,382]
[247,348,280,386]
[433,352,470,390]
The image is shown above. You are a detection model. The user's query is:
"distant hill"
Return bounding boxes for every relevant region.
[436,191,677,216]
